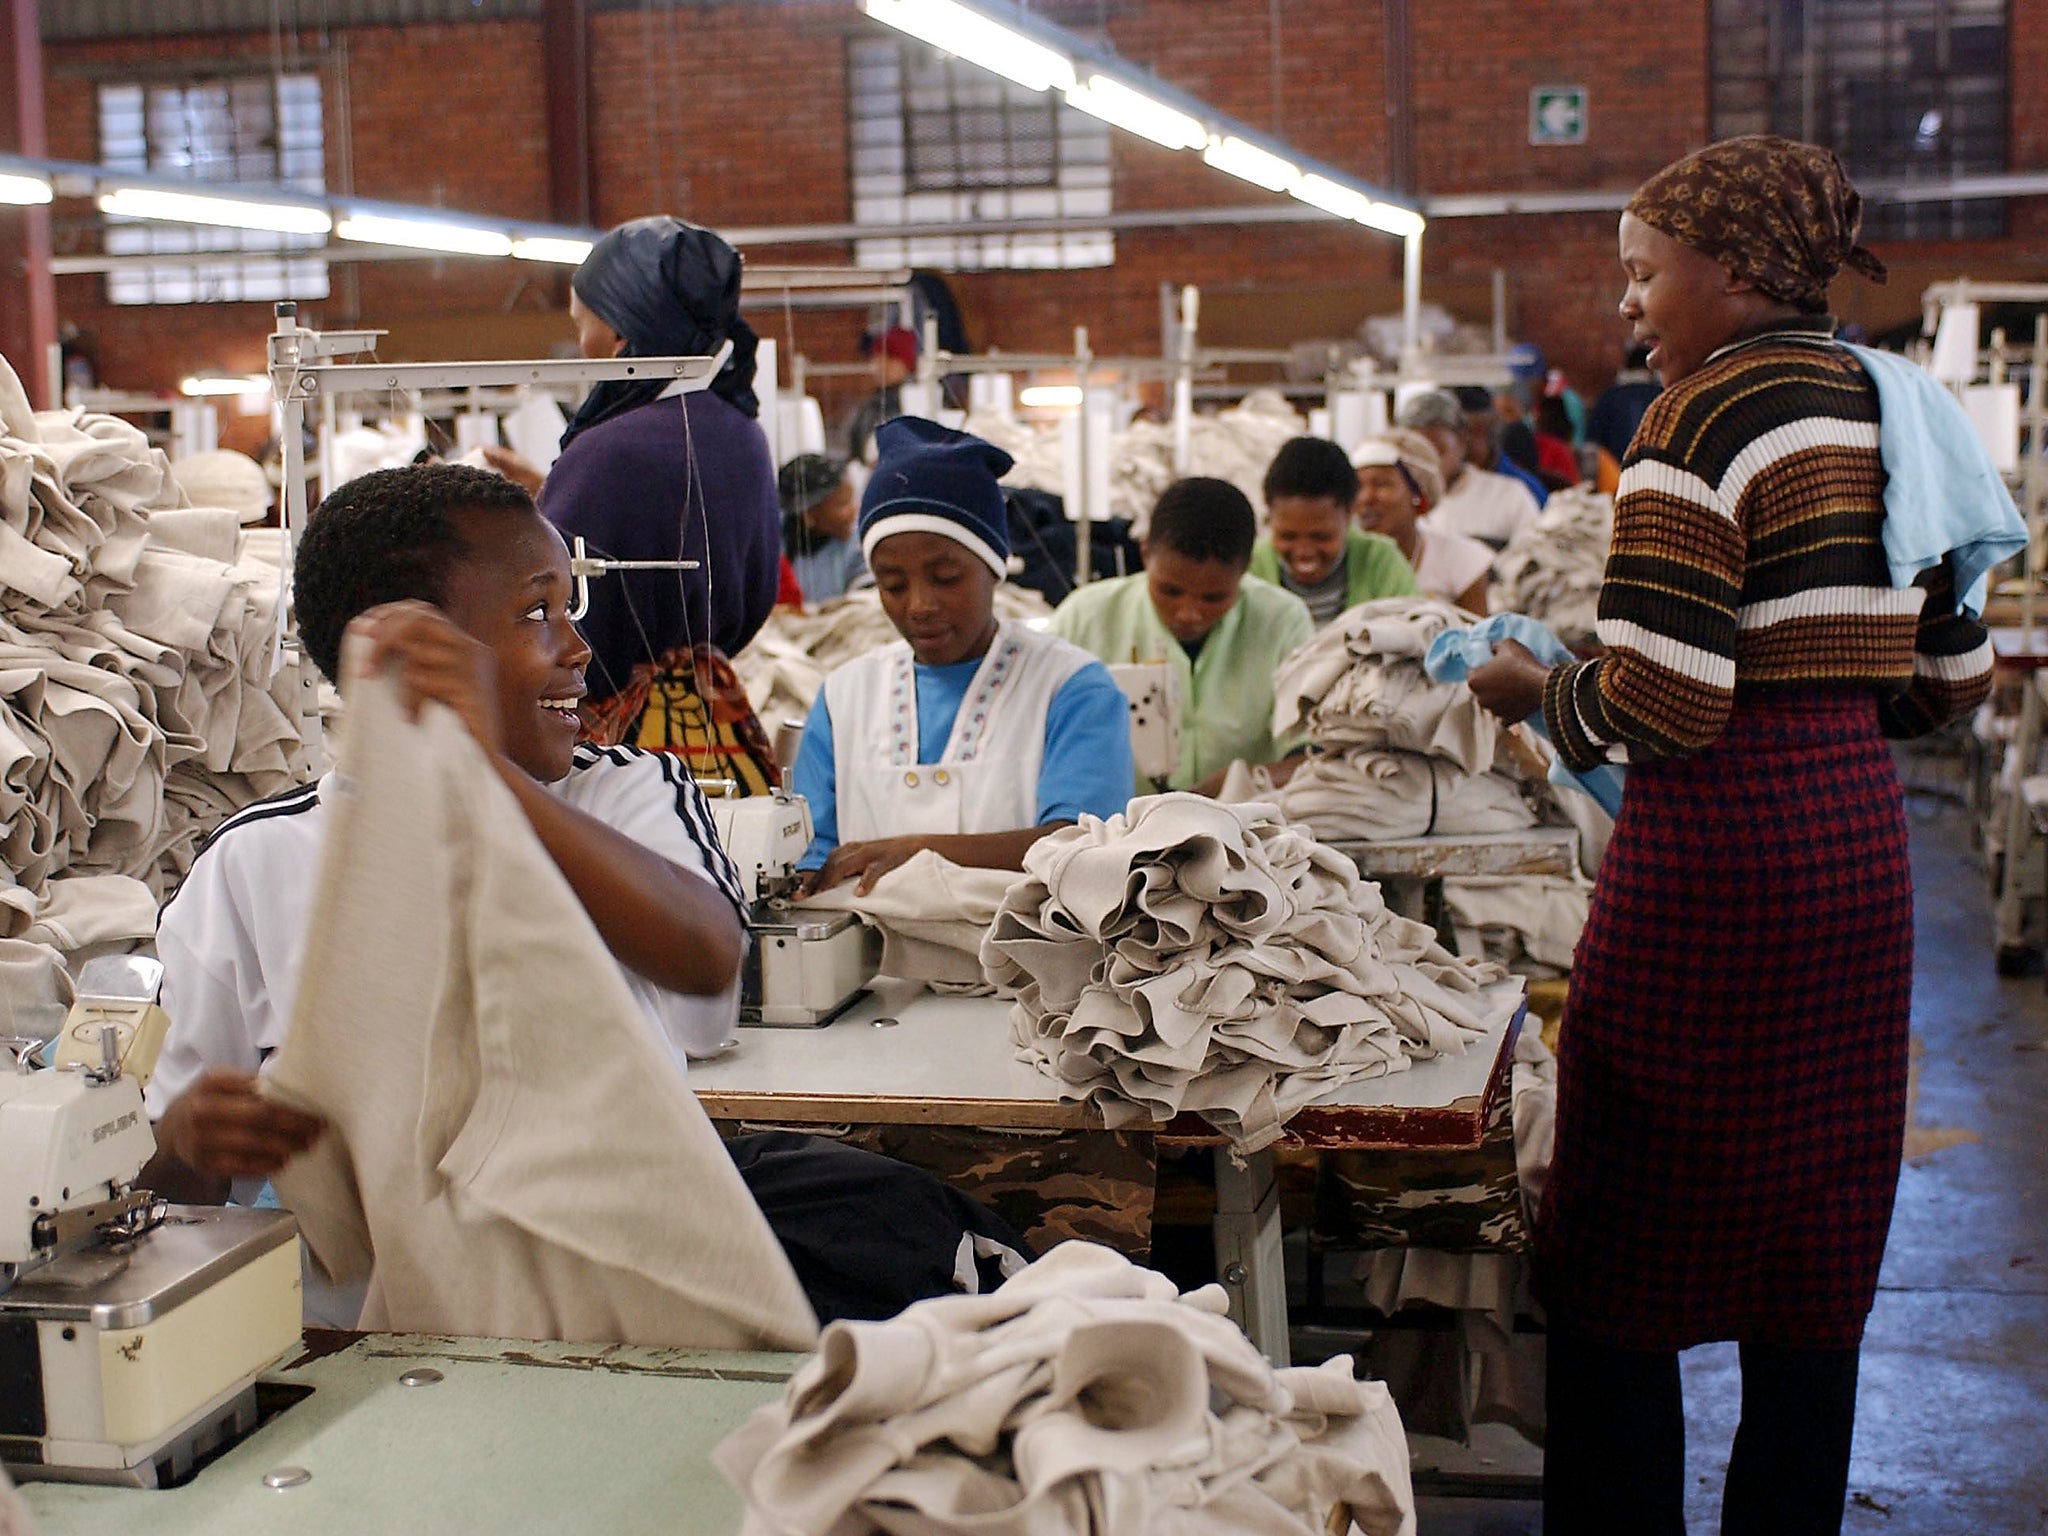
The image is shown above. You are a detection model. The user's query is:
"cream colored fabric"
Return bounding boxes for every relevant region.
[0,936,73,1048]
[169,450,271,525]
[0,355,318,996]
[716,1240,1416,1536]
[798,850,1012,988]
[983,794,1501,1152]
[266,660,816,1351]
[1442,876,1590,976]
[1488,487,1612,652]
[0,1464,41,1536]
[1267,752,1539,844]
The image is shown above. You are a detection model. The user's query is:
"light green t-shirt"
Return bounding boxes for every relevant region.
[1046,573,1315,791]
[1248,528,1418,626]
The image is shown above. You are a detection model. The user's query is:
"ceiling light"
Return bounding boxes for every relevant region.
[1064,75,1206,151]
[0,172,53,206]
[99,186,331,235]
[1202,135,1299,193]
[1293,174,1377,223]
[1019,384,1084,408]
[511,236,594,265]
[179,375,270,398]
[1358,200,1426,238]
[336,213,514,257]
[860,0,1075,94]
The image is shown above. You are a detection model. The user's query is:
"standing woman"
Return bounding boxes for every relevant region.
[1468,138,1997,1533]
[540,216,782,790]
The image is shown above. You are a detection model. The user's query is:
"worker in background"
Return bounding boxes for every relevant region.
[1247,435,1417,627]
[841,326,919,464]
[792,418,1132,892]
[1466,136,1995,1534]
[489,217,785,788]
[1452,386,1548,509]
[779,453,869,602]
[141,464,748,1319]
[1352,429,1493,614]
[1585,341,1663,487]
[1396,388,1540,550]
[1050,477,1313,794]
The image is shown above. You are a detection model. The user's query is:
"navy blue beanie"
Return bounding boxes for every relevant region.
[858,417,1013,578]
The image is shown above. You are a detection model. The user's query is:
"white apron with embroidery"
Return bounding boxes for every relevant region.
[826,619,1090,844]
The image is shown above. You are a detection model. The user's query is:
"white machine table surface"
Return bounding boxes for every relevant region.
[19,1332,800,1536]
[692,975,1526,1151]
[1330,828,1581,881]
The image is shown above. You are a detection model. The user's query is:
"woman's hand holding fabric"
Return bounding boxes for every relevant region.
[800,835,931,897]
[1465,640,1551,724]
[348,602,504,756]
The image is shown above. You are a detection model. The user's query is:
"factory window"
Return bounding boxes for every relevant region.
[1710,0,2008,240]
[847,36,1114,271]
[96,73,329,305]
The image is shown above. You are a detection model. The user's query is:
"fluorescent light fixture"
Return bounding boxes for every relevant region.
[1359,200,1426,238]
[1202,135,1299,193]
[180,375,270,398]
[1019,384,1084,408]
[99,186,331,235]
[0,172,53,206]
[860,0,1075,94]
[511,236,594,265]
[336,213,514,257]
[1292,173,1377,223]
[1065,75,1206,150]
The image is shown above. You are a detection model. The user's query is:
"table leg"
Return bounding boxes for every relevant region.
[1997,675,2044,964]
[1381,875,1426,923]
[1213,1146,1290,1366]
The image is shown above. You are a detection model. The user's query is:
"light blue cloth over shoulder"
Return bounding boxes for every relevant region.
[1842,343,2026,617]
[1424,612,1626,818]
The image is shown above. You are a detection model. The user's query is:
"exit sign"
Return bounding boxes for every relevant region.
[1530,86,1588,146]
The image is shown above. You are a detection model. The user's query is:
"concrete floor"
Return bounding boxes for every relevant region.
[1420,796,2048,1534]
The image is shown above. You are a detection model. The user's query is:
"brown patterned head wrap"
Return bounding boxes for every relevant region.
[1626,136,1888,312]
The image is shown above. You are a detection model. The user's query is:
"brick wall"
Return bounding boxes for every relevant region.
[27,0,2048,410]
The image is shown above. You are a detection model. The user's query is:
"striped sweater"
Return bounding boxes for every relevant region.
[1545,323,1994,771]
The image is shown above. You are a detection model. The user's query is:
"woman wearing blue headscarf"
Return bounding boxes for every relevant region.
[537,217,783,789]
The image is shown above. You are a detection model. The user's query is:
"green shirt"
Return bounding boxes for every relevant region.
[1047,573,1315,791]
[1247,528,1418,626]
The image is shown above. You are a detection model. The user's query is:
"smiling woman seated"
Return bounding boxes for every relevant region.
[791,418,1134,895]
[1248,436,1417,628]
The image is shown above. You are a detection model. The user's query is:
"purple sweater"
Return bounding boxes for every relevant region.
[541,391,780,699]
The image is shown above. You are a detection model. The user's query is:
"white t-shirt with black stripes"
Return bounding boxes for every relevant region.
[145,744,750,1150]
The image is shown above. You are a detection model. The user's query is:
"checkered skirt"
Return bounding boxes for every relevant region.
[1534,691,1911,1350]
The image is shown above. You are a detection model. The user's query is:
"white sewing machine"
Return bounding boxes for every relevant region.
[1108,660,1182,788]
[1,957,302,1488]
[710,789,880,1027]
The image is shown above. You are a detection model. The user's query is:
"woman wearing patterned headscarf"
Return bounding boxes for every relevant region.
[1468,137,1999,1533]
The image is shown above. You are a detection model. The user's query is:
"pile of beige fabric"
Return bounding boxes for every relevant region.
[732,584,1055,736]
[983,794,1501,1152]
[961,391,1307,535]
[1269,598,1542,844]
[0,357,316,1029]
[1488,487,1612,651]
[716,1240,1416,1536]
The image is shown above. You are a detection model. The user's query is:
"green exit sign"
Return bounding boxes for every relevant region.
[1530,86,1588,146]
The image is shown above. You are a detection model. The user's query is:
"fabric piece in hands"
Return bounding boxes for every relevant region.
[983,794,1501,1152]
[715,1240,1417,1536]
[264,658,816,1351]
[1487,486,1612,651]
[797,850,1014,989]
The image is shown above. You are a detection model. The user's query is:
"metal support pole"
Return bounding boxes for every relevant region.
[1402,229,1425,368]
[0,0,56,410]
[1491,267,1509,355]
[1173,285,1198,475]
[1074,325,1093,590]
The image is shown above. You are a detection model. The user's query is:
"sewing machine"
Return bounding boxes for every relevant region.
[1,958,302,1488]
[1108,660,1181,788]
[710,789,880,1027]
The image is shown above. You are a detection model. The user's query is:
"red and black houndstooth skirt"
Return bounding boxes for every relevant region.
[1534,690,1912,1351]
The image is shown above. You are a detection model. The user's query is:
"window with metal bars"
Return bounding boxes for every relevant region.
[1710,0,2008,240]
[96,73,329,305]
[847,35,1113,271]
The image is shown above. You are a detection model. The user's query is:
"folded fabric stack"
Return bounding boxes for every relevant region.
[731,584,1054,734]
[982,794,1501,1151]
[1269,597,1541,843]
[961,391,1307,535]
[715,1240,1416,1536]
[0,357,317,1019]
[1488,486,1613,651]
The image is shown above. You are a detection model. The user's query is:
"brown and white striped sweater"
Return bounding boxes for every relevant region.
[1545,322,1994,771]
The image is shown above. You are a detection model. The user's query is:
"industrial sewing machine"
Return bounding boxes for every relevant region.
[710,789,880,1027]
[1108,660,1182,790]
[1,957,302,1488]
